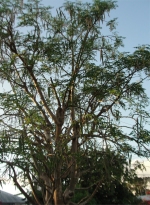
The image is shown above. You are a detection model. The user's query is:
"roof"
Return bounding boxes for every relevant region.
[0,190,26,204]
[138,195,150,201]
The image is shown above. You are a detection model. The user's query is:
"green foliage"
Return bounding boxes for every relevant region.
[72,149,141,204]
[0,0,149,204]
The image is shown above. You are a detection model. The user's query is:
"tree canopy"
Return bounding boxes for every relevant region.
[0,0,150,204]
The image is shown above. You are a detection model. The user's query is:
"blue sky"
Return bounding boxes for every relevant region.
[1,0,150,195]
[42,0,150,52]
[111,0,150,52]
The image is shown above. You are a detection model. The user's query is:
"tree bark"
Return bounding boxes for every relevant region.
[53,106,65,205]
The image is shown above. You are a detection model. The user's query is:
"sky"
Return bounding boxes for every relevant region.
[110,0,150,52]
[43,0,150,52]
[1,0,150,196]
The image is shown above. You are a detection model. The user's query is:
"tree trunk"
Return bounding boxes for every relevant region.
[54,106,64,205]
[53,189,65,205]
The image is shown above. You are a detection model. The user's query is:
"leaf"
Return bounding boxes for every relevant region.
[48,87,51,98]
[100,48,103,63]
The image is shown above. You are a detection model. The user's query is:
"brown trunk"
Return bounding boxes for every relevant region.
[54,105,64,205]
[39,174,53,205]
[53,189,65,205]
[53,150,65,205]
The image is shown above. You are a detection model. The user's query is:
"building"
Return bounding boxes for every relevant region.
[138,190,150,205]
[0,190,26,205]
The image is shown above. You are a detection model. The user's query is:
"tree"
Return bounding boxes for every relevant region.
[72,149,142,205]
[130,176,150,196]
[0,0,150,204]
